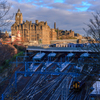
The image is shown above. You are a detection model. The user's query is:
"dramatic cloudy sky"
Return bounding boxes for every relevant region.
[2,0,100,36]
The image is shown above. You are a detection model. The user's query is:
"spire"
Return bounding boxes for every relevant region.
[17,9,21,13]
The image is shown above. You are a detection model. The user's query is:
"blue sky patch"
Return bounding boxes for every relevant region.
[40,0,43,2]
[82,1,91,7]
[32,3,38,6]
[18,0,21,3]
[40,5,43,7]
[54,0,64,3]
[46,6,53,9]
[75,7,88,12]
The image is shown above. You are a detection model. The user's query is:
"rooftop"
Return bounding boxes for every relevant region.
[90,81,100,95]
[33,52,45,60]
[67,53,75,57]
[27,46,96,53]
[80,53,90,57]
[48,53,56,57]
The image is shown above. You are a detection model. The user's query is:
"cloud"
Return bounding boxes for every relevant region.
[64,0,84,5]
[2,0,98,36]
[88,0,100,11]
[48,3,74,10]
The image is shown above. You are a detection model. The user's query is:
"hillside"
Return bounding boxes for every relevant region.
[0,44,17,66]
[0,44,17,73]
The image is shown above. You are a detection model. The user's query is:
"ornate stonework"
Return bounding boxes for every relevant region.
[11,9,57,45]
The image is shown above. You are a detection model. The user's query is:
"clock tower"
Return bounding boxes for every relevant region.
[15,9,23,25]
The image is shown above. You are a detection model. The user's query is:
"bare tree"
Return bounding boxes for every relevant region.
[0,0,15,71]
[0,0,13,28]
[83,12,100,78]
[80,13,100,100]
[84,12,100,52]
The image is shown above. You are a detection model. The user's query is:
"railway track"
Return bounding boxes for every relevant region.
[1,65,25,99]
[49,76,68,100]
[17,60,70,100]
[13,56,59,99]
[37,75,65,100]
[14,74,39,99]
[37,61,74,100]
[18,75,63,100]
[2,53,84,100]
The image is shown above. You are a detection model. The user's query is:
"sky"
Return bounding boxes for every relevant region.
[2,0,100,36]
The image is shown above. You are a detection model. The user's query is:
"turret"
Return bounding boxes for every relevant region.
[35,20,38,24]
[15,9,23,25]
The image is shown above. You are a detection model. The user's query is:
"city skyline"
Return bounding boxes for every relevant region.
[2,0,100,36]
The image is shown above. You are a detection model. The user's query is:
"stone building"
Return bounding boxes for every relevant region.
[56,29,83,40]
[11,9,57,45]
[74,33,82,39]
[57,29,74,39]
[0,30,9,39]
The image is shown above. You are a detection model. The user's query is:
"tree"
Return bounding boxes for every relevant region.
[0,0,13,28]
[0,0,15,71]
[83,12,100,79]
[84,12,100,52]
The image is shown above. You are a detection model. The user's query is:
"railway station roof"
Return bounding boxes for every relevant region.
[33,52,45,60]
[48,53,56,57]
[67,53,75,57]
[80,53,90,57]
[90,81,100,95]
[27,46,95,53]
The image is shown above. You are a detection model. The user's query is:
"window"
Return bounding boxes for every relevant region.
[37,34,39,40]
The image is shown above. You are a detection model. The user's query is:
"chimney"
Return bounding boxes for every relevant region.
[54,22,56,29]
[35,20,38,24]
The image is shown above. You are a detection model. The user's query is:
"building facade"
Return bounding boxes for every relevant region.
[11,9,57,45]
[57,29,75,39]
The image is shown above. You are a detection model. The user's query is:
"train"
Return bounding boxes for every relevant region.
[70,75,88,91]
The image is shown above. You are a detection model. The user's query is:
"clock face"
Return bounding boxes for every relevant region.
[17,16,19,18]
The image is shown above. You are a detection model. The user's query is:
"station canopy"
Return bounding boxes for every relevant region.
[90,81,100,95]
[33,52,45,60]
[48,53,56,57]
[80,53,90,58]
[67,53,75,57]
